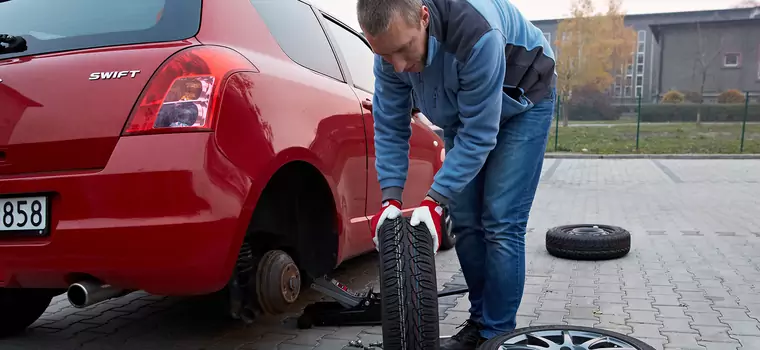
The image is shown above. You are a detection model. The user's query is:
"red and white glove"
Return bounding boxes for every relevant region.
[370,200,402,251]
[410,197,445,254]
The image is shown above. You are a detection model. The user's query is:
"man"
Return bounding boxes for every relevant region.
[358,0,556,348]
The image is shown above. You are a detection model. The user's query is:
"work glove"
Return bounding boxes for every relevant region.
[370,199,402,251]
[410,197,447,254]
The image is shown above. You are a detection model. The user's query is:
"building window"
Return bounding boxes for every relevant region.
[637,30,646,42]
[724,53,740,67]
[635,30,646,99]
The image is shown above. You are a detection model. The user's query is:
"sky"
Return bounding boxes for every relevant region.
[310,0,741,30]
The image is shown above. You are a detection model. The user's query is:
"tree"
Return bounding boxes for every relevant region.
[603,0,637,97]
[691,21,725,125]
[554,0,636,126]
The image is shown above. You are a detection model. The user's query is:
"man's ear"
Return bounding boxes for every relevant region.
[420,5,430,28]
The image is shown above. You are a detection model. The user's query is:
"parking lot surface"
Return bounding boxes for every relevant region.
[2,159,759,350]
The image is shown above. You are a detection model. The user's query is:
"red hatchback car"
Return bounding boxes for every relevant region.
[0,0,447,336]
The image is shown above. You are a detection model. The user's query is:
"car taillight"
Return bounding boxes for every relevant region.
[122,46,256,136]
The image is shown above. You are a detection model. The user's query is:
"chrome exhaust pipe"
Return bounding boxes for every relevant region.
[67,280,126,308]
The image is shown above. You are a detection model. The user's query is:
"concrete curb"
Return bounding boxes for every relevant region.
[544,153,760,159]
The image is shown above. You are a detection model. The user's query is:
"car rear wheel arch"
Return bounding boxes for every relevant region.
[245,160,339,278]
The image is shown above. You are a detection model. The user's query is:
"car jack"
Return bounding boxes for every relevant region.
[296,275,469,329]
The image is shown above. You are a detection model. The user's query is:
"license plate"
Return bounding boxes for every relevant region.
[0,196,48,234]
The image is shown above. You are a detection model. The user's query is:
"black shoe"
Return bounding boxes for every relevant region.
[440,319,487,350]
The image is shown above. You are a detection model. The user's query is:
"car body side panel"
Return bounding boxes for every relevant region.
[199,0,373,265]
[213,70,371,266]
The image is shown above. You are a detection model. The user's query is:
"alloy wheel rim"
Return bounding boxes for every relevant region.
[497,329,639,349]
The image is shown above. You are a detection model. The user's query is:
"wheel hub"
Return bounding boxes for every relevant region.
[281,263,300,303]
[569,225,609,236]
[255,250,302,315]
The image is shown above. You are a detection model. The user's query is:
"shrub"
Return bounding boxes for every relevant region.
[684,91,702,103]
[564,84,621,121]
[639,104,760,122]
[661,90,685,104]
[718,90,746,104]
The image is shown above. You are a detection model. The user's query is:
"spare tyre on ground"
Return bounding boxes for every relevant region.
[545,224,631,260]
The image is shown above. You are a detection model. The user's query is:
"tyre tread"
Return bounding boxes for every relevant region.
[378,217,440,350]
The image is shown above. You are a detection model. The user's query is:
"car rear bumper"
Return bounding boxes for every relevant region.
[0,133,253,295]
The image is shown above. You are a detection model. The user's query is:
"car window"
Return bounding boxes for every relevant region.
[0,0,201,60]
[250,0,343,81]
[322,17,376,93]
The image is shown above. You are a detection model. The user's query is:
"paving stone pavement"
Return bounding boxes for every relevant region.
[2,159,759,350]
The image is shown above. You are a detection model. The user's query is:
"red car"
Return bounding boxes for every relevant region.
[0,0,447,336]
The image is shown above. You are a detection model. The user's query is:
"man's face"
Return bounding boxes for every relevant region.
[364,7,429,73]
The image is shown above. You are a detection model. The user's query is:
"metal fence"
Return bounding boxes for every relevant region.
[548,92,759,155]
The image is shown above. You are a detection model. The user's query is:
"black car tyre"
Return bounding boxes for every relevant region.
[377,216,439,350]
[0,288,54,338]
[546,224,631,260]
[437,206,455,251]
[479,325,656,350]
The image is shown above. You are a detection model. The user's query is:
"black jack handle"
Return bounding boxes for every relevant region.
[438,286,469,298]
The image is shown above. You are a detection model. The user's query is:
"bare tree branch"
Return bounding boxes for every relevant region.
[691,21,725,124]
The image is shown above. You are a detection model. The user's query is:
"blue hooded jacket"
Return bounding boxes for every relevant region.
[372,0,556,205]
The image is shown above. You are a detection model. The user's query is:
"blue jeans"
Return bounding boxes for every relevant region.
[445,87,555,339]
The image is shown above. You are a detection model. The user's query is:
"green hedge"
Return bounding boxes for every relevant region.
[639,103,760,122]
[565,103,622,121]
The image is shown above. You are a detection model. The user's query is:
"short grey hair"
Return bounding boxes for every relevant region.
[356,0,424,36]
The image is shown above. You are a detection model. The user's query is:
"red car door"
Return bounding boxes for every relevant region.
[319,13,443,245]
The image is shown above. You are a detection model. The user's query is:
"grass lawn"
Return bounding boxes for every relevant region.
[546,122,760,154]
